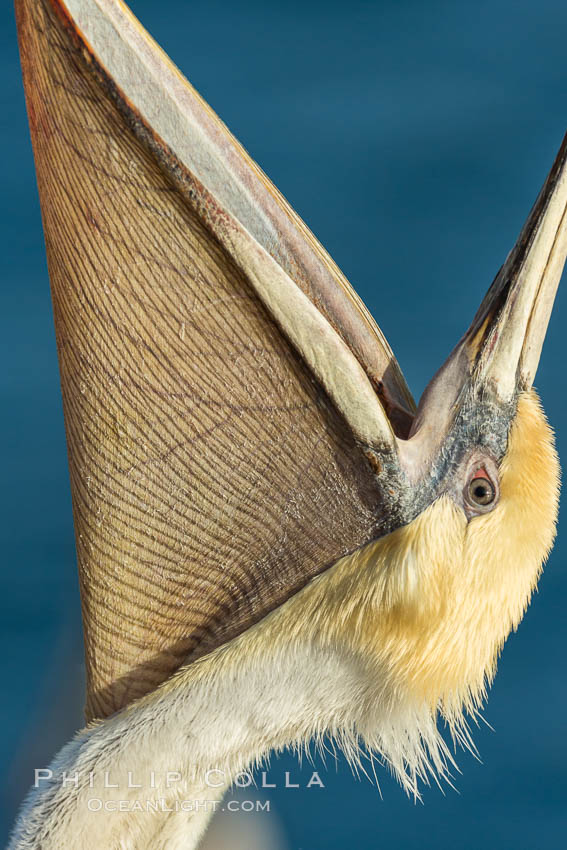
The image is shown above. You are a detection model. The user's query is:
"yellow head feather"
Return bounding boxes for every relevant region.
[292,389,559,721]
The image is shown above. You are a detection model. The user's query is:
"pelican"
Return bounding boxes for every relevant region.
[10,0,566,847]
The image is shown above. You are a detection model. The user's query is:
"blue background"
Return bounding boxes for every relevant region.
[2,1,566,847]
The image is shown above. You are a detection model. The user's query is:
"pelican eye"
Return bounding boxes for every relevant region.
[467,476,495,506]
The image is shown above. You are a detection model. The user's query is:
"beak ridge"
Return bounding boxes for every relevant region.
[471,131,567,400]
[404,131,567,471]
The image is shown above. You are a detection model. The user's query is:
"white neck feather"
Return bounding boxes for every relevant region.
[9,634,381,850]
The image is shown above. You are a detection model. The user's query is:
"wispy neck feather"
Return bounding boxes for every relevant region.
[9,622,455,849]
